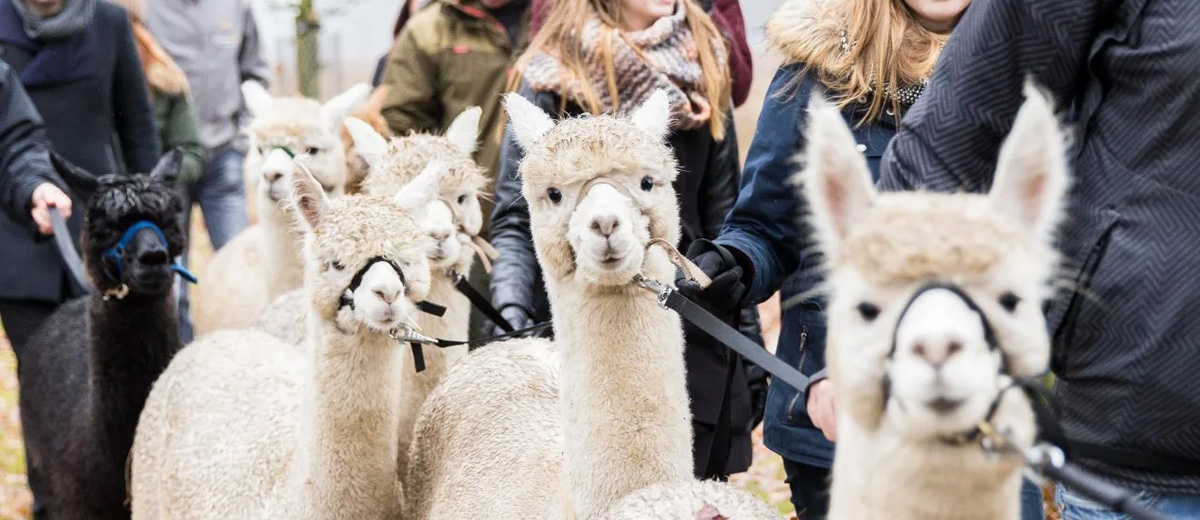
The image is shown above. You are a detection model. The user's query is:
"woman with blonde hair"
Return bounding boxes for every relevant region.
[488,0,767,480]
[679,0,1044,518]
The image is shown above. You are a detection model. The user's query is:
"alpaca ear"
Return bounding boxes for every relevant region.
[291,161,329,231]
[343,117,389,173]
[149,148,185,184]
[322,83,373,133]
[241,80,273,119]
[365,85,390,115]
[394,160,446,221]
[504,93,555,150]
[631,89,671,141]
[444,106,482,155]
[799,93,877,255]
[989,80,1069,246]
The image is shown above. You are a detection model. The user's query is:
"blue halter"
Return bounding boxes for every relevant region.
[101,221,198,284]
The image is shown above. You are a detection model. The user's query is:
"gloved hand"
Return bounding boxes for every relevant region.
[482,304,537,338]
[676,239,748,318]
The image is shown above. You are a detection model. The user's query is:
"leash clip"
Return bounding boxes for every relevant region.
[389,325,439,345]
[632,274,673,309]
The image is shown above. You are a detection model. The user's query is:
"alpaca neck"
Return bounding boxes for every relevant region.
[550,255,693,518]
[289,314,406,517]
[86,292,181,459]
[261,202,305,298]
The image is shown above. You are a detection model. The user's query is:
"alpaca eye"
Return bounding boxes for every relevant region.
[857,302,880,322]
[329,260,345,271]
[547,187,562,204]
[640,176,654,192]
[457,194,468,204]
[306,147,322,155]
[999,292,1021,312]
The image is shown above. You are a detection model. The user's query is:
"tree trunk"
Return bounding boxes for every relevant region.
[296,0,321,98]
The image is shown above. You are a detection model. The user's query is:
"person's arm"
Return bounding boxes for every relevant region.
[111,11,161,174]
[380,27,442,136]
[879,0,1115,192]
[713,65,812,305]
[0,64,68,231]
[238,2,271,86]
[161,95,208,184]
[487,85,562,334]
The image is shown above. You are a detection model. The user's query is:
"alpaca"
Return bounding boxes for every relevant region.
[17,151,189,520]
[130,161,444,519]
[803,85,1066,520]
[404,91,779,520]
[257,106,490,478]
[191,81,369,335]
[343,84,393,194]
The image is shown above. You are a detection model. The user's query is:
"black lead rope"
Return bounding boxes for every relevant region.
[49,207,94,296]
[449,270,515,335]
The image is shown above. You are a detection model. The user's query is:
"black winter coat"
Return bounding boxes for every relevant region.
[0,1,160,302]
[0,60,60,228]
[489,83,763,476]
[880,0,1200,493]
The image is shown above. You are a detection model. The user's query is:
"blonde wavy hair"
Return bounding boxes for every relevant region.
[769,0,950,124]
[511,0,731,140]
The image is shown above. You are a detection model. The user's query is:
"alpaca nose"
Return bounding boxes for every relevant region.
[590,213,621,237]
[911,337,965,368]
[373,287,400,304]
[263,170,284,184]
[137,248,169,266]
[429,228,452,242]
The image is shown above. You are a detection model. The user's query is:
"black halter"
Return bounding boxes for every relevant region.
[882,282,1010,445]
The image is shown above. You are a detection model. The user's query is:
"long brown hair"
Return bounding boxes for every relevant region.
[768,0,949,124]
[512,0,731,140]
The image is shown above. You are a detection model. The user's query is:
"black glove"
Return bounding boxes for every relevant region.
[482,304,536,338]
[676,239,748,318]
[744,362,769,429]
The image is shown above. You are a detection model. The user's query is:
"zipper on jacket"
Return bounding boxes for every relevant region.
[785,328,810,422]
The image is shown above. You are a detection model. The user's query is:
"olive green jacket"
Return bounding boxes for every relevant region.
[153,92,206,184]
[381,0,528,190]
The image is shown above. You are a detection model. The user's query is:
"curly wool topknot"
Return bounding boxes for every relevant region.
[82,174,187,265]
[519,115,678,188]
[361,133,489,197]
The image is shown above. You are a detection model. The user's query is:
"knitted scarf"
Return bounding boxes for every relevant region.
[10,0,95,39]
[522,3,721,131]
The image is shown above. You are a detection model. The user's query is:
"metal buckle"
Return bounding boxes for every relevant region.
[389,324,439,345]
[632,274,673,309]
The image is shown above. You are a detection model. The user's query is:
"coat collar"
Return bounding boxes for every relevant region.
[0,1,97,87]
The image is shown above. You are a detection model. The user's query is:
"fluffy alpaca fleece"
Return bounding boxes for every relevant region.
[802,85,1067,520]
[130,164,442,519]
[191,82,368,335]
[18,152,186,520]
[404,91,779,520]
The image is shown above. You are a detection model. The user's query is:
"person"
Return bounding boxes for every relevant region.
[528,0,754,108]
[489,0,765,480]
[0,1,159,516]
[874,0,1200,518]
[146,0,269,342]
[372,0,419,87]
[677,0,1044,518]
[0,60,69,239]
[107,0,205,184]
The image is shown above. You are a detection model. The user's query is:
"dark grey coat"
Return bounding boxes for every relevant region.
[879,0,1200,493]
[0,1,160,302]
[0,60,60,227]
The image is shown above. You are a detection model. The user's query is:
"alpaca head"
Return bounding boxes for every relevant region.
[242,81,370,208]
[289,158,440,334]
[341,85,392,194]
[803,83,1068,439]
[504,90,680,286]
[347,107,490,272]
[81,150,189,299]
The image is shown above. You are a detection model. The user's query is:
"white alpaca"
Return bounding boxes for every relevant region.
[190,81,370,336]
[256,107,491,478]
[803,85,1068,520]
[404,91,780,520]
[130,162,446,519]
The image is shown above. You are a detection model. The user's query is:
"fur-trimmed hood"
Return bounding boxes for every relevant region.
[105,0,190,96]
[765,0,831,63]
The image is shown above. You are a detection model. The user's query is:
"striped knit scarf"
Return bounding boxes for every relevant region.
[522,4,721,131]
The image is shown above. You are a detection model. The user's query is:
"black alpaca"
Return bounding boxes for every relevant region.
[18,150,192,520]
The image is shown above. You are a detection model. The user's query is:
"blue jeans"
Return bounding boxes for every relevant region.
[783,459,1046,520]
[1057,484,1200,519]
[176,146,248,343]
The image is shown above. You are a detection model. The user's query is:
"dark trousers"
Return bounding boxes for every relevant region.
[783,459,830,520]
[0,297,60,520]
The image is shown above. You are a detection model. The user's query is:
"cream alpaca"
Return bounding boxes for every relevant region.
[257,107,491,478]
[130,163,445,519]
[405,91,779,520]
[803,85,1067,520]
[191,81,369,335]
